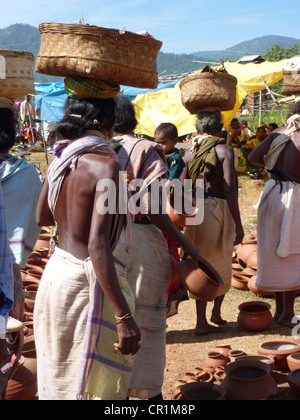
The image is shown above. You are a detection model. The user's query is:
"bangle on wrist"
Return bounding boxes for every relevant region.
[115,312,132,323]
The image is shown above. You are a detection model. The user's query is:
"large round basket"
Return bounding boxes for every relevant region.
[35,23,162,89]
[0,50,35,101]
[282,70,300,95]
[179,70,237,114]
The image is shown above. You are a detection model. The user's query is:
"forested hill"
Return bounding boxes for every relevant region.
[0,24,300,82]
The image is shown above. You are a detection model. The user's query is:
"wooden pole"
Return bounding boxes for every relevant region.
[261,77,286,126]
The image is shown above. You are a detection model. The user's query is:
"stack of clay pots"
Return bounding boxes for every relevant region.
[6,228,51,400]
[232,231,273,297]
[173,344,248,400]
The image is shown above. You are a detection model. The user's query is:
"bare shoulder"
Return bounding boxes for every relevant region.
[215,143,234,160]
[75,153,120,183]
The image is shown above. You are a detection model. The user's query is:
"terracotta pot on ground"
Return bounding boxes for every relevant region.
[232,275,249,291]
[258,341,300,371]
[22,335,37,377]
[204,351,229,372]
[247,251,258,270]
[238,301,273,332]
[236,244,257,267]
[181,382,225,400]
[248,275,273,298]
[221,359,279,400]
[287,353,300,372]
[5,356,37,400]
[237,355,275,372]
[178,256,223,302]
[214,344,232,358]
[288,369,300,397]
[228,349,247,362]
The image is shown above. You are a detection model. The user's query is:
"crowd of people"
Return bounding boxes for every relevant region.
[0,85,299,400]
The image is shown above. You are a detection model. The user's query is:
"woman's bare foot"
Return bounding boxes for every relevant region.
[195,324,225,335]
[210,315,228,325]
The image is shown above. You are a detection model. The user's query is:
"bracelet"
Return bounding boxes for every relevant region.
[115,312,132,322]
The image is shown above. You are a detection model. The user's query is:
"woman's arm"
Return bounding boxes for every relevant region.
[248,132,280,167]
[88,159,140,355]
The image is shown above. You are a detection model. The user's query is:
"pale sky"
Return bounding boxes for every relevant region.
[0,0,300,53]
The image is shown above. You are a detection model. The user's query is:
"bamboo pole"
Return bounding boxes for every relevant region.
[261,77,286,126]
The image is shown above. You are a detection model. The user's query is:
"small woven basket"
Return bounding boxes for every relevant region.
[282,70,300,94]
[35,23,162,89]
[0,49,35,101]
[179,70,237,114]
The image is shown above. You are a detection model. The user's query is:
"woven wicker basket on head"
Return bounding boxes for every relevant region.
[179,70,238,114]
[282,70,300,94]
[0,49,35,101]
[35,23,162,89]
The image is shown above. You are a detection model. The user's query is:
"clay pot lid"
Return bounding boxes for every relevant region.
[258,341,300,355]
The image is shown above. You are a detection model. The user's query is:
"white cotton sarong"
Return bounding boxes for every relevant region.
[34,247,135,400]
[113,223,171,399]
[256,179,300,292]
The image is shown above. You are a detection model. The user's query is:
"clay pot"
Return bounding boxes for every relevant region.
[25,284,39,294]
[228,349,247,362]
[221,359,279,400]
[241,267,256,277]
[23,320,34,336]
[214,344,232,358]
[236,244,257,267]
[288,369,300,397]
[5,356,37,400]
[214,367,226,384]
[242,233,257,245]
[248,275,273,298]
[232,275,249,291]
[34,233,51,250]
[247,251,258,270]
[237,355,275,372]
[168,205,199,228]
[167,190,199,228]
[181,382,225,400]
[182,372,197,383]
[204,351,229,372]
[258,341,300,370]
[24,291,36,313]
[177,257,223,302]
[22,335,37,377]
[26,266,44,277]
[238,301,273,332]
[287,353,300,372]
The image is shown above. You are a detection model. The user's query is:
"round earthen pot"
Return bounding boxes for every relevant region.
[24,292,36,313]
[168,205,199,228]
[247,251,258,270]
[181,382,225,400]
[204,351,229,372]
[232,276,249,291]
[287,353,300,372]
[237,355,275,372]
[247,275,273,298]
[258,341,300,370]
[214,344,232,358]
[177,257,223,302]
[5,356,37,400]
[236,244,257,267]
[288,369,300,397]
[221,359,279,400]
[238,301,273,332]
[22,335,37,377]
[228,349,247,362]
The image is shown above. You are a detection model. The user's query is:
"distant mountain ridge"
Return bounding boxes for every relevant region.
[0,24,300,81]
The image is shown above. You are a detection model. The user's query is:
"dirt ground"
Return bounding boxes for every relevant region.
[29,152,300,400]
[162,173,300,400]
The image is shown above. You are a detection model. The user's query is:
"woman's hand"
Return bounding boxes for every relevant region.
[114,317,141,356]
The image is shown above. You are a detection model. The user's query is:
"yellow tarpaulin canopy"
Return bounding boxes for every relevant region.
[132,60,287,137]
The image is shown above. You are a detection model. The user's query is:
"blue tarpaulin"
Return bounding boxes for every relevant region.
[34,80,179,122]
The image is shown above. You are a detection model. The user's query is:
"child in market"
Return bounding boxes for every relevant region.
[154,122,185,180]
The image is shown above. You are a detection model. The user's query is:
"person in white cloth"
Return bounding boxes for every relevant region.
[249,98,300,328]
